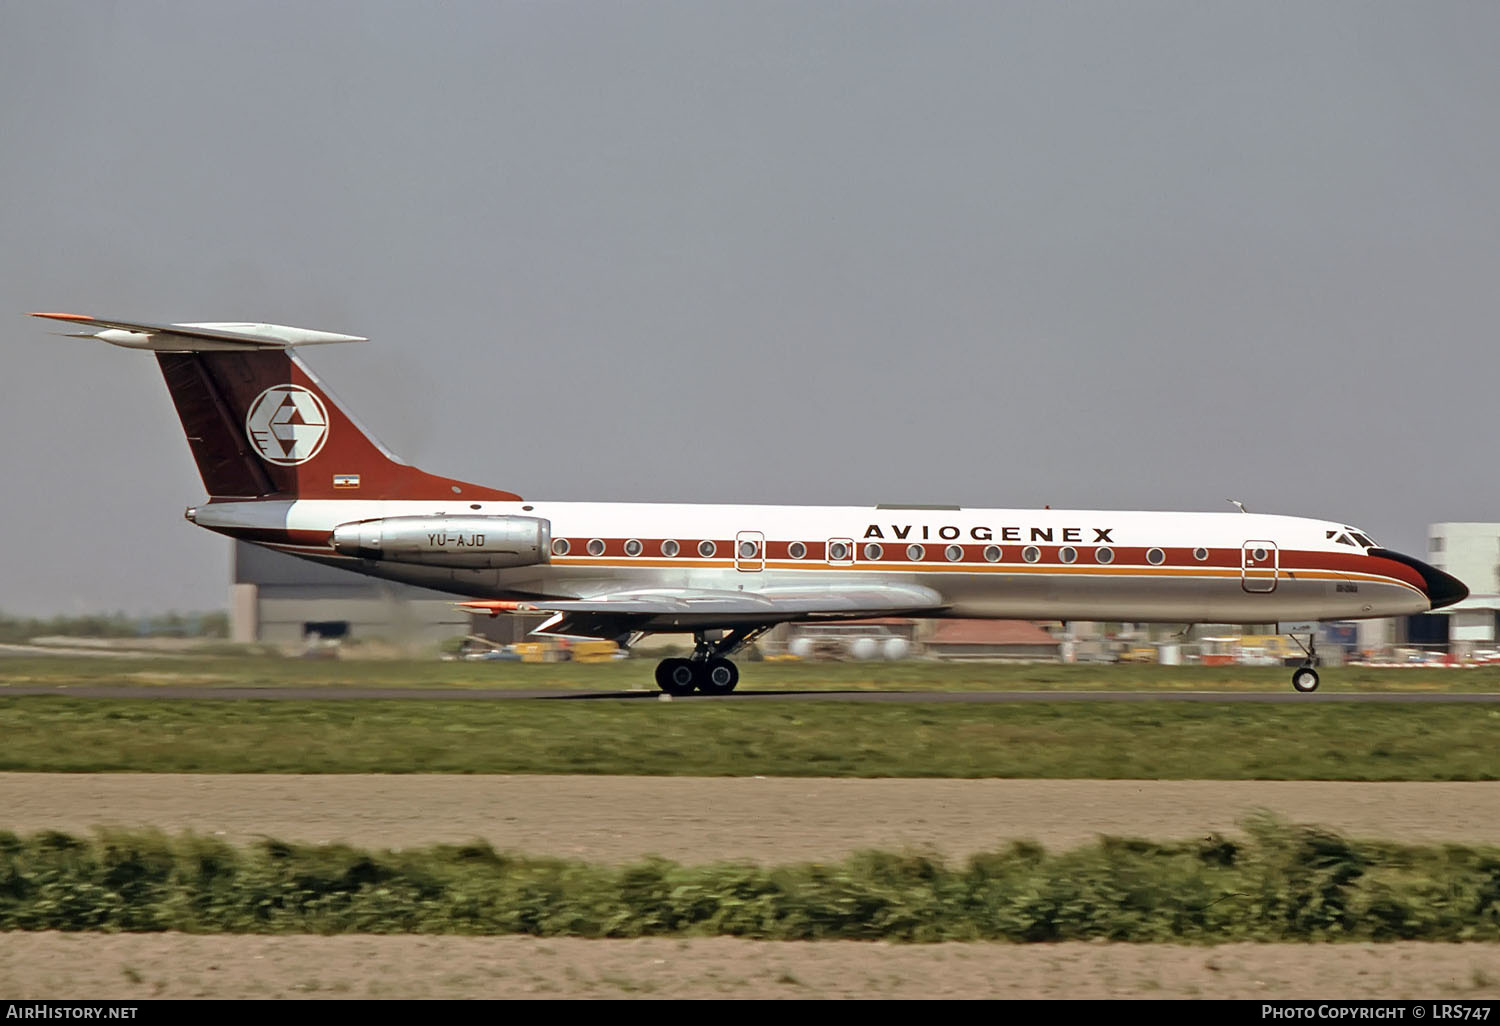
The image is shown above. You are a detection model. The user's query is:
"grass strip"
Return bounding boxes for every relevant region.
[5,655,1500,693]
[0,698,1496,778]
[2,819,1498,941]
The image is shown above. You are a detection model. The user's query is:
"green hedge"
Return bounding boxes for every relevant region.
[2,819,1499,941]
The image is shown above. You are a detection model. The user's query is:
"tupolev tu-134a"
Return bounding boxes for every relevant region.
[34,312,1467,695]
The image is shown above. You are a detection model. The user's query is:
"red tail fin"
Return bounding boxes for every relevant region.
[156,349,520,501]
[33,311,520,502]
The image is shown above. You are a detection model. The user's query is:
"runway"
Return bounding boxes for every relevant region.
[2,685,1499,702]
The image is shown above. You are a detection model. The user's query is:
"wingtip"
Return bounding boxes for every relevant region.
[30,312,93,322]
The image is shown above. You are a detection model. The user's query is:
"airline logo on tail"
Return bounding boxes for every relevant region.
[245,385,329,465]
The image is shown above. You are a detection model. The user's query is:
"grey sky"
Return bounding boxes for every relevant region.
[2,2,1498,615]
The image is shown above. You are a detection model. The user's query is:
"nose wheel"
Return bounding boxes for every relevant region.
[1291,666,1320,693]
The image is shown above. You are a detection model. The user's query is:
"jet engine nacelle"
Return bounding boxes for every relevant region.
[331,515,551,569]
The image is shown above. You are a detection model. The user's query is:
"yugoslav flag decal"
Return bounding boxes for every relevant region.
[245,385,330,465]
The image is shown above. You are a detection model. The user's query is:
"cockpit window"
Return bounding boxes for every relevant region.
[1351,533,1375,548]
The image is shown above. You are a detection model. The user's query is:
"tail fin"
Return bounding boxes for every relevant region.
[33,313,521,502]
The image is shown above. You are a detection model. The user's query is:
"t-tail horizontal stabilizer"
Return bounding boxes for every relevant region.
[30,312,366,352]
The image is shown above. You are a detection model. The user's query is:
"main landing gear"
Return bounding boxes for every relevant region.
[654,627,770,696]
[1288,632,1320,693]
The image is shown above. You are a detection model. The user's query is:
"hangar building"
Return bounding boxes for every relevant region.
[1422,522,1500,649]
[230,541,470,648]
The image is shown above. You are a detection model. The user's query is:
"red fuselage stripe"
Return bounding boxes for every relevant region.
[225,527,1428,594]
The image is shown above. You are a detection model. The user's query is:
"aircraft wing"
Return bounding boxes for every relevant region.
[30,312,366,351]
[460,583,947,640]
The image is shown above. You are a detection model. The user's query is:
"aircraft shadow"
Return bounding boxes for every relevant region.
[541,689,892,701]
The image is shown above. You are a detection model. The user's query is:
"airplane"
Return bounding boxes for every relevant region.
[33,312,1468,694]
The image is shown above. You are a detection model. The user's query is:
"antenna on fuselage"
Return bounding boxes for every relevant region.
[1227,499,1250,514]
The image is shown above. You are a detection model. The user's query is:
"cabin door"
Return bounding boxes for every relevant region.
[735,531,765,572]
[1241,541,1279,593]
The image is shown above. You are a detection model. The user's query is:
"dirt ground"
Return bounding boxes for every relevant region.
[4,774,1500,999]
[1,774,1499,861]
[1,934,1497,999]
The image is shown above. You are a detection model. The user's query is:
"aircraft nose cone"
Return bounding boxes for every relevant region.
[1423,565,1471,609]
[1371,549,1470,610]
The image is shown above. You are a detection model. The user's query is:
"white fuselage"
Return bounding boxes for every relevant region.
[193,499,1435,627]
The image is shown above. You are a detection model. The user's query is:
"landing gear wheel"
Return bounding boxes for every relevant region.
[697,658,739,696]
[1291,667,1320,693]
[655,658,697,696]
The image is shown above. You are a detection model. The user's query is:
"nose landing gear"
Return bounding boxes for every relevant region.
[1288,632,1320,693]
[653,627,768,696]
